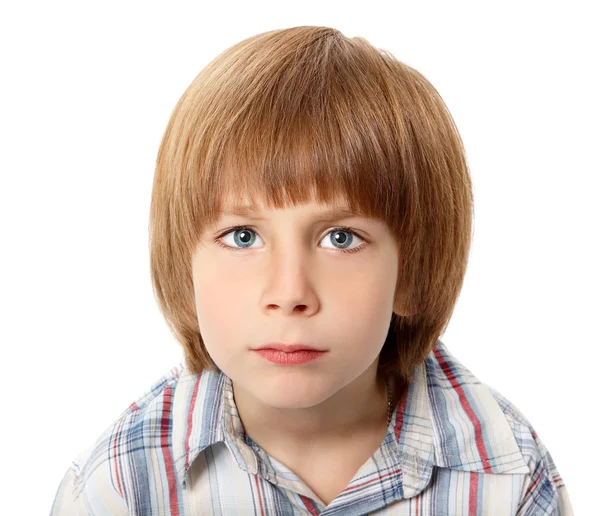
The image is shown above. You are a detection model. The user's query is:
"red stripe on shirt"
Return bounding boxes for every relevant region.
[434,349,492,473]
[161,385,180,515]
[184,373,202,472]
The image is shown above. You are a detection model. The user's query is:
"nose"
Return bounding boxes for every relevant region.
[262,245,318,316]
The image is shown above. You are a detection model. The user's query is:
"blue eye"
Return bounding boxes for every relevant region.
[215,226,366,254]
[229,228,257,249]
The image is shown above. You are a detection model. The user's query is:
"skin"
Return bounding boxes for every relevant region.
[191,192,406,469]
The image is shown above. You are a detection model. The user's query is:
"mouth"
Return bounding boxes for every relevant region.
[251,348,327,365]
[253,343,325,352]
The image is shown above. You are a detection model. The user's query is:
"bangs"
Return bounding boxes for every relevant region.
[195,70,409,229]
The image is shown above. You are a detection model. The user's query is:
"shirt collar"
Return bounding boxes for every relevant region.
[170,339,529,497]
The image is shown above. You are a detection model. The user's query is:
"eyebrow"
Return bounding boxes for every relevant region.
[220,206,363,221]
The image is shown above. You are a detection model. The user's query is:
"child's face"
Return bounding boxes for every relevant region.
[191,193,402,409]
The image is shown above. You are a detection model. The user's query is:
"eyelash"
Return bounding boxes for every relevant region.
[214,225,367,254]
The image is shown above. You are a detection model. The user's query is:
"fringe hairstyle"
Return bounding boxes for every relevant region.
[149,26,474,385]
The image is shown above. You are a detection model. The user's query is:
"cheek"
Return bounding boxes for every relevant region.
[192,264,252,355]
[194,284,225,321]
[330,263,397,340]
[334,259,395,308]
[338,279,394,337]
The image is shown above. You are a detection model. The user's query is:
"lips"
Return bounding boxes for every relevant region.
[253,348,326,365]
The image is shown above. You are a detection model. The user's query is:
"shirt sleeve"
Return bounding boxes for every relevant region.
[49,463,129,516]
[516,430,574,515]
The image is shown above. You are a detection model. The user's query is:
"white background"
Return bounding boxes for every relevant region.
[1,1,597,513]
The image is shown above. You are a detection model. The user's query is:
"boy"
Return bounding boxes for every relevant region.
[50,26,573,514]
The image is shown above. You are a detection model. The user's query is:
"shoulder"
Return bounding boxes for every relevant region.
[109,361,185,422]
[422,344,532,474]
[51,362,185,514]
[425,341,562,487]
[487,385,555,472]
[421,341,573,512]
[486,386,565,497]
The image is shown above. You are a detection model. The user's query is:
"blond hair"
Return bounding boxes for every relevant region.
[149,26,474,384]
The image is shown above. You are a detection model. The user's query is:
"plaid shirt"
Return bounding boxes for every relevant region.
[50,340,573,515]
